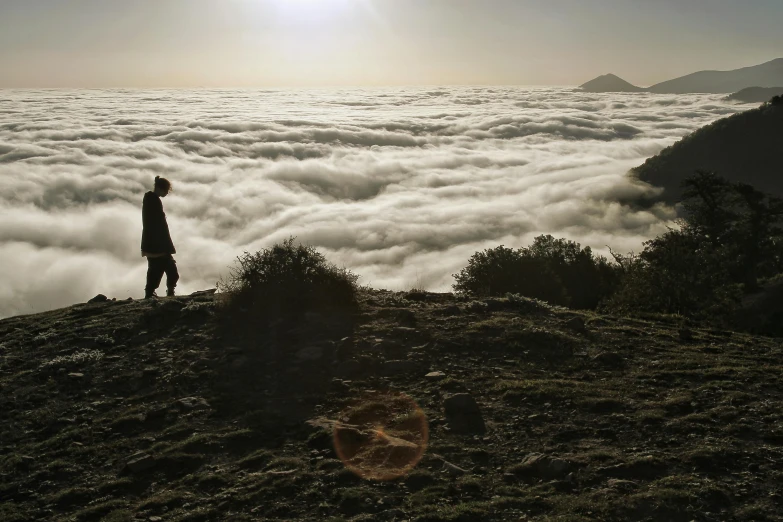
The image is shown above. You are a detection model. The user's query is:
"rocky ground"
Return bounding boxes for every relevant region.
[1,289,783,521]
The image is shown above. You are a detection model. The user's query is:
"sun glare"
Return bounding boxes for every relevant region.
[272,0,351,20]
[236,0,378,32]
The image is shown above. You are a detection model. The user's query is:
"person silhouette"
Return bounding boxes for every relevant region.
[141,176,179,298]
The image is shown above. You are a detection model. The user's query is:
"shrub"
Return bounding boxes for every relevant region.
[524,235,619,309]
[452,236,619,309]
[603,171,783,324]
[452,245,568,305]
[217,237,360,323]
[604,229,741,321]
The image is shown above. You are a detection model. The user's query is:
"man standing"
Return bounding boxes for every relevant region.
[141,176,179,298]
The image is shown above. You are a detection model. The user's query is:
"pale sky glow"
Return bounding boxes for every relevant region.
[1,0,782,87]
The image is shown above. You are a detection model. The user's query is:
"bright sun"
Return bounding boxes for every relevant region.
[238,0,362,30]
[274,0,349,15]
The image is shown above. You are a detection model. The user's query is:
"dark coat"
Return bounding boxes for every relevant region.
[141,191,176,255]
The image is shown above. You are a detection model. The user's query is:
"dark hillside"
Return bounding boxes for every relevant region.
[727,87,783,104]
[2,290,783,521]
[631,100,783,204]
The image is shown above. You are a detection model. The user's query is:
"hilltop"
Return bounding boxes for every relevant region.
[727,87,783,104]
[580,58,783,94]
[648,58,783,94]
[631,97,783,204]
[579,74,645,93]
[2,289,783,521]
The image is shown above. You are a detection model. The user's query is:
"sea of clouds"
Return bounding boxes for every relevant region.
[0,87,752,318]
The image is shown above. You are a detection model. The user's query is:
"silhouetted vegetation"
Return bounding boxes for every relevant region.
[452,235,618,309]
[217,237,360,324]
[455,173,783,334]
[609,172,783,324]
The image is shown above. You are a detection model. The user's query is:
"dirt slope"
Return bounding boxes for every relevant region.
[1,290,782,521]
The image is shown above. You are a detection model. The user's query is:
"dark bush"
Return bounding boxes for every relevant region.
[524,235,619,309]
[217,237,360,323]
[605,172,783,327]
[604,229,741,321]
[452,245,568,305]
[452,236,618,309]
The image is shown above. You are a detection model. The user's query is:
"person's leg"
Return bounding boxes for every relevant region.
[164,256,179,296]
[145,257,166,298]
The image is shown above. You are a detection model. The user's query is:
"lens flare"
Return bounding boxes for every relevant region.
[332,392,428,481]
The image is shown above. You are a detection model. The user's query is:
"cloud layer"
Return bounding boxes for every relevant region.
[0,87,751,317]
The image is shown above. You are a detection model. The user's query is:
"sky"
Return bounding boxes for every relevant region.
[1,0,782,88]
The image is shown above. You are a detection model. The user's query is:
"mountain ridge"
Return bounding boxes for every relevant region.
[727,86,783,103]
[580,57,783,94]
[630,98,783,204]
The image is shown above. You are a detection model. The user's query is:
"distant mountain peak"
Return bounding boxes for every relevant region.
[579,74,645,93]
[579,57,783,95]
[648,57,783,94]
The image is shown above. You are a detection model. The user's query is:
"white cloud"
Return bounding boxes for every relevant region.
[0,87,747,317]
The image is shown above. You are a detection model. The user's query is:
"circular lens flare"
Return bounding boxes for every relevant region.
[333,392,429,481]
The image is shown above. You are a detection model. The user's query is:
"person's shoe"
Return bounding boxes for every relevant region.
[145,292,158,299]
[166,289,175,297]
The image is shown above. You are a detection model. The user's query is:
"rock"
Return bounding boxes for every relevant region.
[592,352,625,368]
[335,359,362,378]
[181,302,214,315]
[160,300,186,313]
[565,317,586,333]
[678,328,694,342]
[607,478,639,490]
[144,405,169,420]
[392,327,418,336]
[88,294,109,304]
[444,393,486,434]
[380,360,419,376]
[189,289,217,297]
[125,452,155,473]
[733,277,783,336]
[441,460,469,476]
[95,334,115,347]
[296,346,324,362]
[445,305,464,316]
[425,371,447,381]
[335,337,355,359]
[230,356,249,370]
[598,457,668,480]
[372,339,407,359]
[175,397,210,411]
[437,305,461,316]
[377,509,407,521]
[397,309,417,326]
[511,453,570,480]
